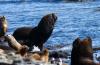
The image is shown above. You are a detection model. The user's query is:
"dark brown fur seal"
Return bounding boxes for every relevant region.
[13,13,57,50]
[71,37,100,65]
[0,16,7,37]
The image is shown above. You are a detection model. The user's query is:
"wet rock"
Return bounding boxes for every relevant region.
[93,47,100,51]
[0,63,15,65]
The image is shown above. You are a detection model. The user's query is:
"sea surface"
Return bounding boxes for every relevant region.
[0,1,100,48]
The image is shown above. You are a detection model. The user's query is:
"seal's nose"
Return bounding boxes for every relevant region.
[51,13,57,21]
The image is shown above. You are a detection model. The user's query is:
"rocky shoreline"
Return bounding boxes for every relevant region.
[0,41,99,65]
[0,41,68,65]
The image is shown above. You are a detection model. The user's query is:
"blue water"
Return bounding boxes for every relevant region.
[0,1,100,47]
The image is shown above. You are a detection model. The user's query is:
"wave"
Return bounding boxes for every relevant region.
[0,0,97,4]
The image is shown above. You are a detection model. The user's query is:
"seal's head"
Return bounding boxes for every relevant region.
[38,13,57,32]
[19,45,29,56]
[43,48,49,56]
[79,37,93,59]
[72,37,93,59]
[0,16,7,37]
[30,48,49,63]
[71,37,94,65]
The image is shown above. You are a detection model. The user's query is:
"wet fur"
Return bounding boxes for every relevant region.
[71,37,100,65]
[13,13,57,50]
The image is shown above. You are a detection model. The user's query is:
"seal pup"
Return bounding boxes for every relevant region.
[13,13,57,50]
[5,35,29,56]
[0,16,7,37]
[0,16,7,41]
[29,48,49,63]
[71,37,100,65]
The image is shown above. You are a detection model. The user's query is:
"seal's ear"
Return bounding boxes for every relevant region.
[51,13,57,21]
[2,16,5,20]
[87,37,92,44]
[2,16,5,18]
[81,37,92,47]
[73,37,80,48]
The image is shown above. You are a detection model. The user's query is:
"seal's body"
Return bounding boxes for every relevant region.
[71,37,100,65]
[13,13,57,50]
[0,16,7,37]
[30,49,49,63]
[13,27,32,41]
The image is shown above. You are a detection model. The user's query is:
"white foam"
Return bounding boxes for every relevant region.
[31,45,40,52]
[58,58,62,65]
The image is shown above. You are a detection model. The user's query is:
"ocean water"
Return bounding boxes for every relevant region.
[0,1,100,48]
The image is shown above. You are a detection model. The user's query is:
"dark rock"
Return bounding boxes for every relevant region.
[0,63,15,65]
[0,44,13,51]
[93,47,100,51]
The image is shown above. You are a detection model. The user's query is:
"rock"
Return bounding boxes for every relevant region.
[0,49,4,54]
[0,44,13,52]
[0,63,15,65]
[93,47,100,51]
[49,51,68,58]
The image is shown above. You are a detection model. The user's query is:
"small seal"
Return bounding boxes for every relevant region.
[0,16,7,37]
[5,35,29,56]
[30,48,49,63]
[5,35,22,51]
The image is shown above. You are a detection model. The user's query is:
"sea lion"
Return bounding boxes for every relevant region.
[5,35,22,51]
[30,48,49,63]
[0,16,7,37]
[18,45,29,56]
[5,35,29,56]
[71,37,100,65]
[13,13,57,50]
[13,27,32,42]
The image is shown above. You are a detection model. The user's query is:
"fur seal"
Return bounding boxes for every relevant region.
[5,35,29,56]
[13,13,57,50]
[30,48,49,63]
[71,37,100,65]
[0,16,7,37]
